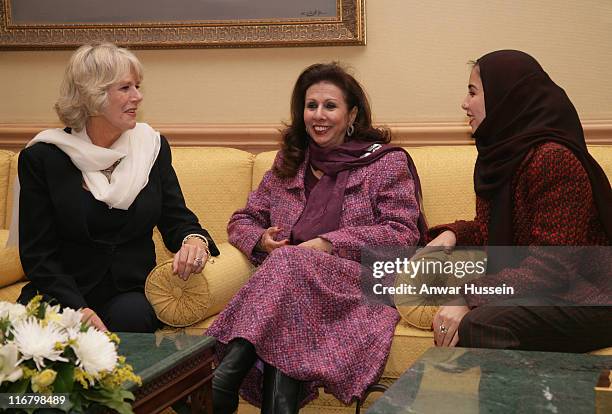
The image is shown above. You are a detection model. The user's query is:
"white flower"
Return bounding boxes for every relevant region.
[43,304,62,325]
[0,344,22,383]
[58,308,83,330]
[0,302,27,322]
[0,302,10,318]
[72,328,117,377]
[12,318,68,370]
[65,327,81,341]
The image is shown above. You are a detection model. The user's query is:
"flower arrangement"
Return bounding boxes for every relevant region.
[0,296,141,413]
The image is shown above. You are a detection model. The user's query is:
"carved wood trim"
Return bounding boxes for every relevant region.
[132,346,214,414]
[1,120,611,152]
[0,0,365,50]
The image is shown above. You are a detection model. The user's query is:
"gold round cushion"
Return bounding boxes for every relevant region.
[396,303,439,330]
[394,248,451,330]
[145,259,211,327]
[394,248,487,330]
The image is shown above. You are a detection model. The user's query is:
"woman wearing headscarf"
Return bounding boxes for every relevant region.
[12,43,219,333]
[428,50,612,352]
[206,63,427,413]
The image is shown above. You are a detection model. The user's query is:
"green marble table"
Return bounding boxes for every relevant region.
[367,347,612,414]
[118,332,216,414]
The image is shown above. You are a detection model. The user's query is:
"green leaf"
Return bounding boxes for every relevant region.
[6,377,29,393]
[79,386,135,414]
[37,301,47,319]
[69,390,87,413]
[82,387,115,401]
[118,389,135,402]
[53,363,75,393]
[100,399,135,414]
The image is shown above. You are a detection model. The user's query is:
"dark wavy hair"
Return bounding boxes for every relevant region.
[274,62,391,178]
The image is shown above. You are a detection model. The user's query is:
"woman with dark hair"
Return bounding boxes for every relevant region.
[428,50,612,352]
[207,63,427,413]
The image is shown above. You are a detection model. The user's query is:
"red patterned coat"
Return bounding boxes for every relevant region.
[431,142,610,307]
[206,149,421,406]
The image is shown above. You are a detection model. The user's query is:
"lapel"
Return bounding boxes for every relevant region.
[275,153,308,239]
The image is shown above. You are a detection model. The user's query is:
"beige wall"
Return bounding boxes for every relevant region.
[1,0,611,126]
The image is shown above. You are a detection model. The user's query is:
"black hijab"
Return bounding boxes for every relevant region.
[472,50,612,245]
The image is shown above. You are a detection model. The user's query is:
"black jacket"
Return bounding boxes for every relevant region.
[17,135,218,309]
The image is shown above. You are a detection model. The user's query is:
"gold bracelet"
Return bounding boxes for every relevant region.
[182,234,213,264]
[182,233,209,247]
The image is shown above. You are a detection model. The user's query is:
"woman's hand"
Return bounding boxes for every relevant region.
[173,237,209,281]
[298,237,332,253]
[81,307,108,332]
[432,304,470,347]
[257,226,290,253]
[427,230,457,253]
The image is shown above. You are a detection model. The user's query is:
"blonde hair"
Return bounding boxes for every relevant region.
[54,43,143,131]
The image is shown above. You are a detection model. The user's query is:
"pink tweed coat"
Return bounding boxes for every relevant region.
[206,149,421,406]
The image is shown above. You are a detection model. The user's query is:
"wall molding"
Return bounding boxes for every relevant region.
[1,120,611,152]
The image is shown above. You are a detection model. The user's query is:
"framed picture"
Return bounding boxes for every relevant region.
[0,0,365,49]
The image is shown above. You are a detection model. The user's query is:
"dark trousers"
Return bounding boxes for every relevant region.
[458,305,612,352]
[86,277,161,333]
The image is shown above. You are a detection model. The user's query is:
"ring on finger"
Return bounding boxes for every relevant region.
[194,257,204,266]
[439,324,448,334]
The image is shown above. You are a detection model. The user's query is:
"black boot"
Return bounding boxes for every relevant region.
[213,338,257,414]
[261,363,303,414]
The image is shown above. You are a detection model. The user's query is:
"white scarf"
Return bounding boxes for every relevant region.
[7,122,161,246]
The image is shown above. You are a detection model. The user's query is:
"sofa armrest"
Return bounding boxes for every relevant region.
[0,230,25,289]
[145,242,254,327]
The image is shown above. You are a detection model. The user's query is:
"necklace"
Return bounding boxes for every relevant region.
[100,159,122,182]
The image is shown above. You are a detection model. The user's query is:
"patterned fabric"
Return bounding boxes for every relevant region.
[206,150,421,406]
[430,142,610,307]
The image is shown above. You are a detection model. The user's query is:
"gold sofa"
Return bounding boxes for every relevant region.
[1,145,611,413]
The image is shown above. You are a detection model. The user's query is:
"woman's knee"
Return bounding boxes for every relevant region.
[100,292,161,333]
[458,307,520,349]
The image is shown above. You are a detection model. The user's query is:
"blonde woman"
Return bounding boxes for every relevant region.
[13,43,218,332]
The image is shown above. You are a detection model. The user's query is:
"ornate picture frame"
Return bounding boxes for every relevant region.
[0,0,365,50]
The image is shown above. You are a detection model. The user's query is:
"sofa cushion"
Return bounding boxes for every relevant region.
[0,229,24,288]
[589,145,612,177]
[145,242,253,327]
[146,258,210,327]
[396,304,438,330]
[0,150,15,229]
[407,146,477,226]
[168,147,254,244]
[6,152,18,231]
[0,281,28,303]
[395,247,488,329]
[252,150,277,191]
